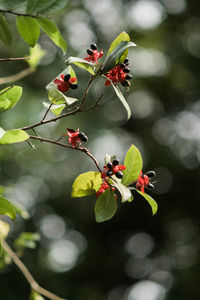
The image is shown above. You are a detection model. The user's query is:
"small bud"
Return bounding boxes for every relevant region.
[121,80,130,87]
[120,63,126,68]
[107,162,113,169]
[87,49,93,55]
[146,171,156,178]
[64,74,71,81]
[124,58,129,65]
[112,159,119,166]
[70,84,78,89]
[123,67,130,73]
[125,74,132,80]
[90,43,97,50]
[115,171,123,179]
[147,183,154,190]
[106,170,113,177]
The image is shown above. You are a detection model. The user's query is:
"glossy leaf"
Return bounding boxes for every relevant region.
[112,180,132,202]
[30,291,45,300]
[0,196,16,220]
[48,89,78,106]
[94,189,117,223]
[136,190,158,215]
[0,14,12,46]
[65,57,95,75]
[43,101,66,116]
[26,0,55,13]
[27,44,46,69]
[111,82,131,120]
[16,16,40,47]
[71,172,102,198]
[122,145,143,186]
[0,129,29,144]
[0,85,23,112]
[107,31,130,55]
[36,17,67,54]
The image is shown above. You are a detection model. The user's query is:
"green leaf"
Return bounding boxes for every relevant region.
[0,14,12,46]
[26,0,55,14]
[14,232,40,251]
[36,17,67,54]
[12,203,30,219]
[110,82,131,120]
[65,57,95,75]
[136,190,158,215]
[30,291,45,300]
[39,0,69,15]
[112,180,132,202]
[122,145,143,186]
[0,129,29,144]
[0,0,26,10]
[71,172,102,198]
[104,154,116,165]
[107,31,130,55]
[94,189,117,223]
[48,89,78,106]
[16,16,40,47]
[43,101,66,116]
[0,85,23,112]
[0,219,10,238]
[27,43,46,69]
[0,196,16,220]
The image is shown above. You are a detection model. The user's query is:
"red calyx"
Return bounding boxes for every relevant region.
[65,128,81,148]
[96,180,115,198]
[136,171,150,193]
[54,74,76,92]
[105,63,131,86]
[84,49,104,65]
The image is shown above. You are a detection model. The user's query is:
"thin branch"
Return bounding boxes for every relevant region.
[1,239,66,300]
[0,9,38,18]
[42,103,53,121]
[29,135,102,172]
[0,57,30,62]
[26,140,36,149]
[0,85,13,95]
[0,67,34,85]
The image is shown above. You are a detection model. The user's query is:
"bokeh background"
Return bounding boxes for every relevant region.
[0,0,200,299]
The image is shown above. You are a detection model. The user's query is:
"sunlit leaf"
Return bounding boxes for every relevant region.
[27,43,46,69]
[0,86,23,112]
[94,188,117,222]
[0,196,16,220]
[48,89,78,106]
[112,180,132,202]
[107,31,131,55]
[16,16,40,47]
[36,17,67,54]
[65,57,95,75]
[0,14,12,46]
[30,291,45,300]
[71,172,102,198]
[43,101,66,116]
[122,145,143,186]
[136,190,158,215]
[110,82,131,120]
[0,129,29,144]
[12,203,30,219]
[0,219,10,238]
[14,232,40,251]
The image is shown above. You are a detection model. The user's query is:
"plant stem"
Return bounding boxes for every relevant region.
[0,57,30,62]
[0,9,38,18]
[0,67,34,84]
[1,239,66,300]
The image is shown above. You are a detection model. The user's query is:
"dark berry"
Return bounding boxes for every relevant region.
[125,74,132,80]
[120,63,126,68]
[112,159,119,166]
[107,162,113,169]
[90,43,97,50]
[121,80,130,87]
[123,67,130,73]
[78,132,85,138]
[146,171,156,178]
[106,170,113,177]
[147,183,154,190]
[115,171,123,179]
[80,135,88,142]
[70,84,78,89]
[124,58,129,65]
[64,74,71,81]
[87,49,93,55]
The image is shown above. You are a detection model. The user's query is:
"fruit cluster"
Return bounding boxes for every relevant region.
[65,128,88,148]
[105,58,132,87]
[54,74,78,93]
[136,170,156,193]
[95,180,115,198]
[84,43,104,64]
[101,159,126,179]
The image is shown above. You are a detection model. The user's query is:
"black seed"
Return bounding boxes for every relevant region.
[70,84,78,89]
[125,74,132,80]
[146,171,156,178]
[107,162,113,169]
[106,170,113,177]
[64,74,71,81]
[120,63,126,68]
[87,49,93,55]
[147,183,154,190]
[121,80,130,87]
[80,135,88,142]
[123,67,130,73]
[124,58,129,65]
[115,171,123,179]
[78,132,85,138]
[112,159,119,166]
[90,43,97,50]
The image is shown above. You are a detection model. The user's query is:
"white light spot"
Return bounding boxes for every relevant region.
[126,280,166,300]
